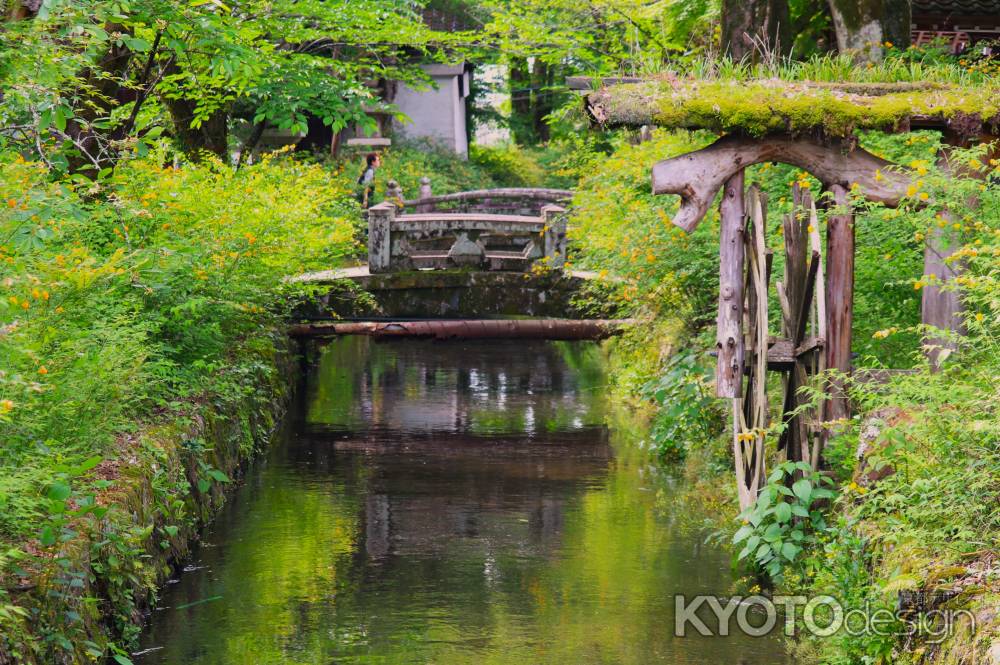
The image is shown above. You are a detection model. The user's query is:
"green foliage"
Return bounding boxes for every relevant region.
[356,139,501,201]
[0,146,357,538]
[641,350,720,461]
[469,144,546,187]
[0,142,359,660]
[0,0,463,171]
[568,129,719,325]
[733,462,838,581]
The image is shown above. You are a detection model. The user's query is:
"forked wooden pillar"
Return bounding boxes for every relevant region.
[824,184,855,424]
[716,171,745,398]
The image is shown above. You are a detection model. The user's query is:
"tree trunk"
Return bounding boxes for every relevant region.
[509,56,533,145]
[721,0,792,61]
[827,0,911,61]
[162,96,229,159]
[530,58,552,143]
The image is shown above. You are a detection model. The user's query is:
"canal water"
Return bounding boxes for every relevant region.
[137,338,787,664]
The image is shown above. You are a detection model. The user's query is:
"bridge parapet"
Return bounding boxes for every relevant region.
[368,201,567,274]
[404,181,572,216]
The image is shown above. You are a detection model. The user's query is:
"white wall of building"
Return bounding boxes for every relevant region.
[393,64,469,158]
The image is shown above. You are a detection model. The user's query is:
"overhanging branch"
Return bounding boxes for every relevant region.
[652,134,911,232]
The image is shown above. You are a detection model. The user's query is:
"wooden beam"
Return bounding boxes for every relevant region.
[651,134,910,232]
[824,184,855,423]
[716,171,745,398]
[289,319,632,340]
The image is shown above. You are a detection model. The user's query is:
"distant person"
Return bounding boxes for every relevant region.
[357,152,381,209]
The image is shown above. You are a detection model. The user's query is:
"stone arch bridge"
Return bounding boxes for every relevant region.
[292,186,627,340]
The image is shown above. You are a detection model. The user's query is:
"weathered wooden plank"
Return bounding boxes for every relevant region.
[824,183,855,423]
[716,171,746,398]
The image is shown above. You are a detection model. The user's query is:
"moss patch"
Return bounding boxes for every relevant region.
[589,78,1000,138]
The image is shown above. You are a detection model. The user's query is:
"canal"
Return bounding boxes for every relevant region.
[137,337,787,664]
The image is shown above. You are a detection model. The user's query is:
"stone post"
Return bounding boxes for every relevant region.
[417,177,433,213]
[368,202,395,273]
[541,205,567,269]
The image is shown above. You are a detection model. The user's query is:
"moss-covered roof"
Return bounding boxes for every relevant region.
[584,78,1000,138]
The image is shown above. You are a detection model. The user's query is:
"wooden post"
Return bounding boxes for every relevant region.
[416,177,433,213]
[716,171,745,398]
[824,183,854,423]
[541,205,567,269]
[921,136,975,369]
[367,202,395,273]
[921,219,964,369]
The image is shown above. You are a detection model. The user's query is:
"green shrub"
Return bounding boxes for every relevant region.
[469,143,546,187]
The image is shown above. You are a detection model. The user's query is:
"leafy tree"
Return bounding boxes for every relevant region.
[0,0,464,172]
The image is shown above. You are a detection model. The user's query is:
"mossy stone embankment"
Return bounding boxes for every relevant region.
[0,337,296,665]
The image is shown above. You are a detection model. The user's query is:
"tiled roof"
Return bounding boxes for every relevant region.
[913,0,1000,15]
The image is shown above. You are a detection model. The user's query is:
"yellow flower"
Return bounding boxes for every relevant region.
[906,185,917,197]
[874,169,883,182]
[975,313,984,323]
[918,192,929,201]
[38,366,48,375]
[0,399,13,413]
[913,281,923,291]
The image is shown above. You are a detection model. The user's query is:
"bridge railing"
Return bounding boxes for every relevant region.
[399,179,573,217]
[368,201,567,274]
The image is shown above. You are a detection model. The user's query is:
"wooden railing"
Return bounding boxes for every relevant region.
[367,200,567,273]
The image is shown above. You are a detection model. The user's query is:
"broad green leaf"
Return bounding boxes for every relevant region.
[792,479,813,503]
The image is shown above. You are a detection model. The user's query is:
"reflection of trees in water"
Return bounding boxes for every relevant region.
[306,338,606,435]
[354,438,612,564]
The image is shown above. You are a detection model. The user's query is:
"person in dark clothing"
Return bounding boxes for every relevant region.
[357,152,381,209]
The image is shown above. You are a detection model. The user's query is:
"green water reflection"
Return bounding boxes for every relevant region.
[137,338,787,664]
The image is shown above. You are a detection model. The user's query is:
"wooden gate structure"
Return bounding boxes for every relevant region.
[577,77,998,508]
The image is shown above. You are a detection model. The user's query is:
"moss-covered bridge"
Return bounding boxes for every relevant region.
[293,187,626,340]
